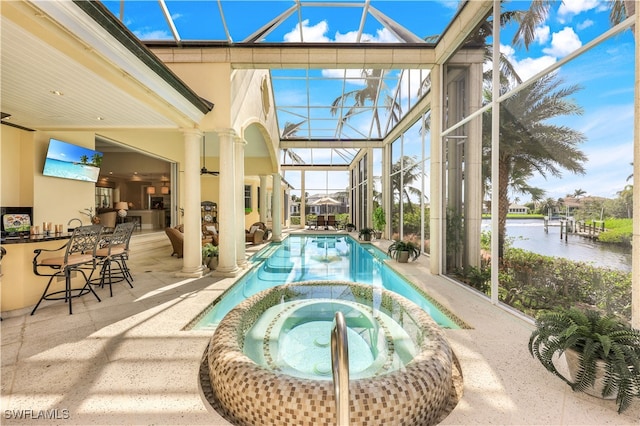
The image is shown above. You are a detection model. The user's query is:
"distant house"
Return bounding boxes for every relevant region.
[508,204,529,214]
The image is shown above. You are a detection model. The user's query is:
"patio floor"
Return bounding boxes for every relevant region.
[1,230,638,425]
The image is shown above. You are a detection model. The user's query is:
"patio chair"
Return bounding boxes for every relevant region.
[316,216,327,230]
[326,215,337,229]
[94,222,135,297]
[31,224,104,315]
[165,226,184,258]
[246,222,268,244]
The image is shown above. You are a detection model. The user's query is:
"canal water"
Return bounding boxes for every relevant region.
[481,219,632,272]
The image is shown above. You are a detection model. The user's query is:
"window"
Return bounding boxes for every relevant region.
[244,185,252,210]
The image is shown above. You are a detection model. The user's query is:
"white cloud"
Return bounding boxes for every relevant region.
[576,19,594,31]
[321,69,369,83]
[558,0,601,18]
[542,27,582,57]
[284,19,398,44]
[514,56,558,80]
[500,44,557,81]
[284,19,330,42]
[534,25,550,44]
[134,29,172,40]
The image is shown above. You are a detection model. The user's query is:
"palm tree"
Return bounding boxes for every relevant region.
[539,197,557,216]
[573,188,587,199]
[616,184,633,218]
[280,121,306,166]
[513,0,635,50]
[390,156,427,213]
[483,72,587,259]
[91,153,103,167]
[330,69,401,139]
[281,120,305,139]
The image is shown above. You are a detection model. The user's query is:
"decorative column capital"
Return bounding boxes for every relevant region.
[215,128,238,140]
[181,128,203,139]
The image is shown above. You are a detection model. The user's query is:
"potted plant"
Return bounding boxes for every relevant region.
[528,307,640,413]
[358,227,374,242]
[372,207,386,239]
[387,240,420,263]
[345,223,356,232]
[202,243,219,270]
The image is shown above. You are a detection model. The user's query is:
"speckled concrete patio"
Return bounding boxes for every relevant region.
[1,231,638,425]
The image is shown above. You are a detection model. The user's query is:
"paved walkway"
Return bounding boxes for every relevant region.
[1,232,638,425]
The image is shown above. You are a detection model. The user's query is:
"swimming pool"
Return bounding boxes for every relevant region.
[188,234,464,330]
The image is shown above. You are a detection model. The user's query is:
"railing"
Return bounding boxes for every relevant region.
[331,311,350,426]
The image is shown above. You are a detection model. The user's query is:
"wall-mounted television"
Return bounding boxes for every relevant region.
[43,138,103,183]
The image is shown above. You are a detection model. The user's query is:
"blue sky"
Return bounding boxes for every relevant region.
[102,0,634,201]
[499,1,634,201]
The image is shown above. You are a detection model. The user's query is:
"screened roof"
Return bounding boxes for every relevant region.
[101,1,464,165]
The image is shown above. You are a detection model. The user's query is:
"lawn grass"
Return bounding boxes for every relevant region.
[598,218,632,245]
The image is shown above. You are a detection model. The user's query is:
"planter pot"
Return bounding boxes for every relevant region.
[204,256,218,271]
[397,251,410,263]
[373,231,382,239]
[564,348,616,399]
[207,256,218,271]
[361,234,372,242]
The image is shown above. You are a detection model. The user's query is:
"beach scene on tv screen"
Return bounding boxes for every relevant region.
[43,139,102,182]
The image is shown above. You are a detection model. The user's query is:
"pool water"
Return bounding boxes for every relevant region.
[189,234,461,330]
[243,299,419,380]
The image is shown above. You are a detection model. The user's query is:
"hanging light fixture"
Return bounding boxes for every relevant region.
[147,186,156,209]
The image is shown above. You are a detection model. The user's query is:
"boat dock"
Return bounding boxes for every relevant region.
[544,217,605,241]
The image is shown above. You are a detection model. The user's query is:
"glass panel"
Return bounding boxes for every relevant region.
[164,0,225,40]
[402,120,427,243]
[454,27,634,320]
[373,148,382,207]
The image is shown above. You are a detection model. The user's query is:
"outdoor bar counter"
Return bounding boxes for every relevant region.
[0,233,80,313]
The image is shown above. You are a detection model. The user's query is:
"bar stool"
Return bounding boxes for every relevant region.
[31,225,103,315]
[95,222,135,296]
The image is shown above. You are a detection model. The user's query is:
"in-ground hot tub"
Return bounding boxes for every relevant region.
[207,281,455,426]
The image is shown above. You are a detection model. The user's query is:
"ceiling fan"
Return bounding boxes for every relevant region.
[201,134,219,176]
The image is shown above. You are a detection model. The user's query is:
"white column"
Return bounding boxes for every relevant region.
[381,145,389,238]
[178,128,206,277]
[272,173,282,241]
[465,61,483,269]
[259,175,268,224]
[215,128,240,276]
[429,64,444,275]
[235,135,248,268]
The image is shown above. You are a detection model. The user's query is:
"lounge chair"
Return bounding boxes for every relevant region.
[165,227,184,258]
[326,215,336,229]
[316,216,327,230]
[246,222,268,244]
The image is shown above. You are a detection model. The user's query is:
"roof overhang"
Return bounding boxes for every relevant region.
[1,0,212,131]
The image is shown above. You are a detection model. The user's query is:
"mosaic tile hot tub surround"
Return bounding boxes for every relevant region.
[207,281,454,426]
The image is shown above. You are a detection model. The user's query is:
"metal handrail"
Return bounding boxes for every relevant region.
[331,311,350,425]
